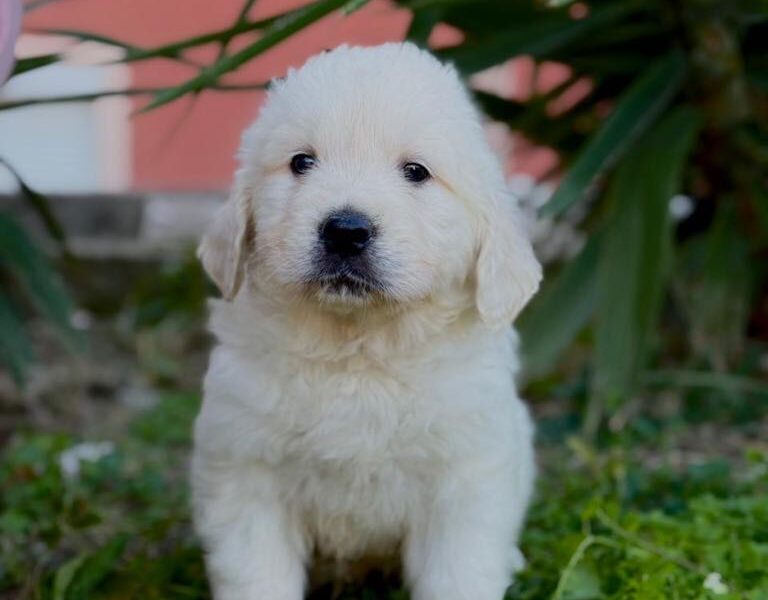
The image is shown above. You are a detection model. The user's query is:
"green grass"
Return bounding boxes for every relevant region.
[1,392,767,599]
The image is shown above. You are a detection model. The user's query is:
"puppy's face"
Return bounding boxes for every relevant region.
[250,76,476,308]
[200,44,541,326]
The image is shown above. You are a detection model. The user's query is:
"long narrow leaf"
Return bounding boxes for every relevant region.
[120,12,292,64]
[0,215,81,351]
[541,50,687,218]
[406,8,441,47]
[678,204,752,368]
[0,291,35,384]
[11,53,59,76]
[214,0,262,61]
[140,0,353,112]
[518,234,600,377]
[38,27,202,68]
[60,536,127,599]
[643,370,768,398]
[343,0,373,14]
[428,0,563,37]
[0,157,65,245]
[592,107,701,407]
[438,3,636,74]
[0,83,265,112]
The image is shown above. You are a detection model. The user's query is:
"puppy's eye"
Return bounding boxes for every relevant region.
[290,153,317,176]
[402,162,431,184]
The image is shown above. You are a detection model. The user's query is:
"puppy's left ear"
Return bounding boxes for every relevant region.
[197,173,253,301]
[475,191,542,328]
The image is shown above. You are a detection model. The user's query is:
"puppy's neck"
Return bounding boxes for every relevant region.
[209,284,481,364]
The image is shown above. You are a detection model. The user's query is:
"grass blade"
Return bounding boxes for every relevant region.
[591,107,701,412]
[541,50,687,218]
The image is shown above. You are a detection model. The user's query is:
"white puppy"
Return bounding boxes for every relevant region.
[193,42,542,600]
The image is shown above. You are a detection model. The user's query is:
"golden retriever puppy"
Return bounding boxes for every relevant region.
[193,42,541,600]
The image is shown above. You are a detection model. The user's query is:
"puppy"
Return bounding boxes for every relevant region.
[193,43,542,600]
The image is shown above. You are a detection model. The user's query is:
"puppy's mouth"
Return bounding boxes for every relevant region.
[307,260,387,302]
[317,274,377,297]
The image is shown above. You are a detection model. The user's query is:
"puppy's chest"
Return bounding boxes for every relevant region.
[268,358,428,464]
[266,361,435,559]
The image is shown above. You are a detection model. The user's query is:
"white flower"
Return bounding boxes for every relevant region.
[703,572,729,595]
[59,442,115,479]
[669,194,695,221]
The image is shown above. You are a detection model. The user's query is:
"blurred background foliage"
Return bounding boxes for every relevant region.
[1,0,767,598]
[2,0,767,431]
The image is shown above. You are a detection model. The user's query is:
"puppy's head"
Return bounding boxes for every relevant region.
[199,43,541,327]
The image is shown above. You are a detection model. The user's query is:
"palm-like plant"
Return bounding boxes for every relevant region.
[1,0,81,384]
[3,0,767,426]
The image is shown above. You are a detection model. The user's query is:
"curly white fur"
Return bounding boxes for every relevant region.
[193,42,542,600]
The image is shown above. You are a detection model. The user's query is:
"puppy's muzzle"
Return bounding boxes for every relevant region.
[319,210,373,258]
[311,209,383,297]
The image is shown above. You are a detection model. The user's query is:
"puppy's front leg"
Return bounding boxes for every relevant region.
[192,457,306,600]
[405,466,529,600]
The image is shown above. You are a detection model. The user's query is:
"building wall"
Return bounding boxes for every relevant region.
[21,0,412,191]
[17,0,552,193]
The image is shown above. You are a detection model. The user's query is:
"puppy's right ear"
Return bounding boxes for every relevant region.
[197,175,253,301]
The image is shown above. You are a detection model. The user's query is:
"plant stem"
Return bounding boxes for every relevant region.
[0,83,266,111]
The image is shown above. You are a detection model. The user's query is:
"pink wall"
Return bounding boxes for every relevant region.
[25,0,411,191]
[24,0,556,191]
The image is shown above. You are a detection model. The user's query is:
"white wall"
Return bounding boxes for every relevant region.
[0,36,131,193]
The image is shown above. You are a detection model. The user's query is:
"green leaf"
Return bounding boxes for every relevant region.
[677,204,752,368]
[140,0,353,112]
[11,54,60,77]
[518,234,600,377]
[473,76,597,154]
[559,563,603,599]
[421,0,558,38]
[120,11,289,64]
[53,554,89,600]
[406,8,441,47]
[751,177,768,236]
[397,0,475,10]
[437,2,636,74]
[56,535,127,599]
[0,214,81,352]
[541,50,687,218]
[0,157,66,245]
[343,0,373,14]
[592,107,701,406]
[643,370,768,398]
[0,292,35,384]
[234,0,260,24]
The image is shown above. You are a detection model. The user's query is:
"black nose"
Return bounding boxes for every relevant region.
[320,210,373,258]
